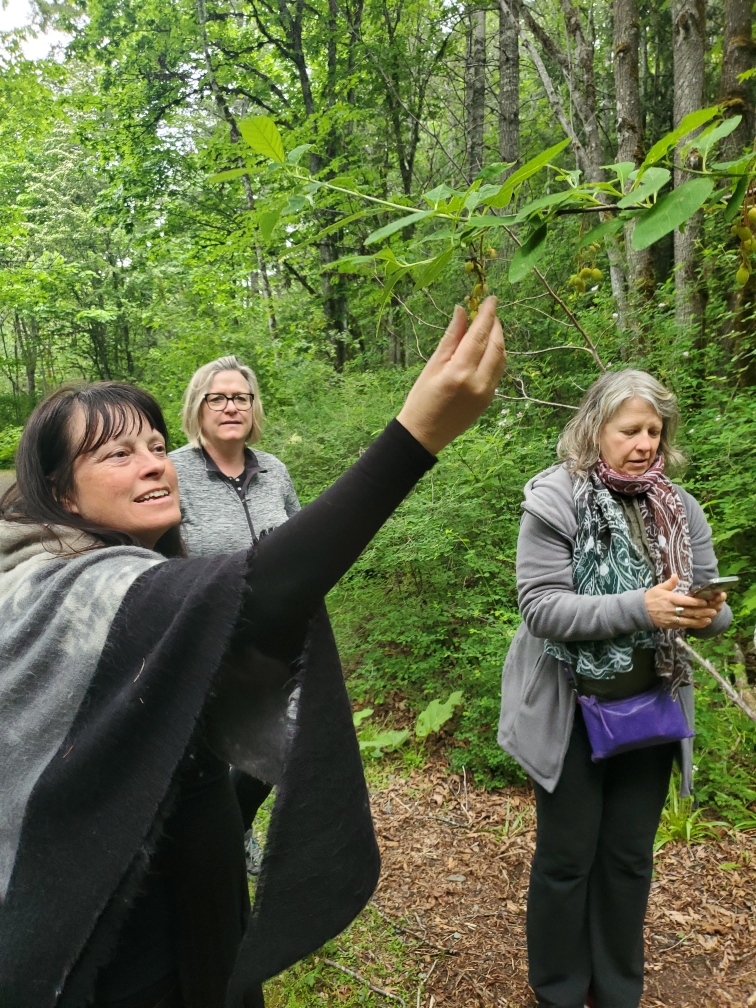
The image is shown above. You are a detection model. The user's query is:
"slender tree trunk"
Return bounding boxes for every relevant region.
[467,8,487,178]
[498,0,519,171]
[671,0,706,331]
[196,0,278,339]
[614,0,654,300]
[721,0,756,158]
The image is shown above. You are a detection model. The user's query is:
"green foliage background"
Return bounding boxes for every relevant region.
[0,0,755,824]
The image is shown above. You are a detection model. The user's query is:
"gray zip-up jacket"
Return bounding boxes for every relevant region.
[498,463,732,795]
[169,444,300,557]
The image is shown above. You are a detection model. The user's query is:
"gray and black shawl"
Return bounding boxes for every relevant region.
[0,418,436,1008]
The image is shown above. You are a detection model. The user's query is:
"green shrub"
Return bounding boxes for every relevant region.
[0,425,23,468]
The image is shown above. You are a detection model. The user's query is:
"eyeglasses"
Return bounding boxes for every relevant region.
[203,393,254,411]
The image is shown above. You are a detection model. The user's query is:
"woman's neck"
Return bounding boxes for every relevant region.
[203,439,247,478]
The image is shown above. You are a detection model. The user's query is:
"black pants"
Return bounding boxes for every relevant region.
[527,712,675,1008]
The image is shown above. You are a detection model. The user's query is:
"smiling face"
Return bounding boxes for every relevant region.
[599,396,664,476]
[64,408,181,549]
[199,370,254,451]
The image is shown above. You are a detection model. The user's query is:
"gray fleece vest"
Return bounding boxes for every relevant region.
[170,444,300,557]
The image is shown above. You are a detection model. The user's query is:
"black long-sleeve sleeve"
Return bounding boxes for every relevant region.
[240,419,435,654]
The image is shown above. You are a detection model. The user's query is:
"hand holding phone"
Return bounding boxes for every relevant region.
[690,576,739,601]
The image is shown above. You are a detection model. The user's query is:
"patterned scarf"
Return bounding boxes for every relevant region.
[544,455,693,692]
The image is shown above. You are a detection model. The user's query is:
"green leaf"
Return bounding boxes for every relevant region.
[286,144,312,164]
[632,178,716,250]
[238,116,285,163]
[642,107,719,166]
[257,207,282,241]
[208,167,249,183]
[617,167,671,208]
[353,708,373,727]
[413,246,455,291]
[416,691,464,739]
[364,210,435,246]
[738,67,756,83]
[359,729,410,757]
[464,214,517,228]
[487,138,571,209]
[508,224,548,283]
[695,116,741,158]
[284,194,307,214]
[578,215,626,247]
[605,161,636,188]
[423,183,453,206]
[464,191,484,211]
[724,174,750,224]
[475,161,514,182]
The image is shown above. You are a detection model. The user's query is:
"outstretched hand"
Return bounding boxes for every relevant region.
[396,296,506,456]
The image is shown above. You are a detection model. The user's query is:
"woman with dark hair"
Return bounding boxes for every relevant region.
[498,369,731,1008]
[0,300,505,1008]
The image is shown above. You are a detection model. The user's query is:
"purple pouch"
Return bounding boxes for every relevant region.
[577,685,694,762]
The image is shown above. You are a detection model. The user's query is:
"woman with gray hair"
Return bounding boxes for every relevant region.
[498,369,731,1008]
[170,355,299,558]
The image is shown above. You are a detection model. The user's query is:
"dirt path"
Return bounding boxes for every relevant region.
[369,752,756,1007]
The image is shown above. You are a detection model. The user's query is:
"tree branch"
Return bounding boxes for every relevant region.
[679,639,756,723]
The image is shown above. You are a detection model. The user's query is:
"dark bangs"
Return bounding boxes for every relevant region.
[1,382,184,558]
[69,385,169,459]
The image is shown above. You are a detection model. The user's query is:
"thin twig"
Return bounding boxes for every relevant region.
[500,223,606,372]
[496,393,578,410]
[679,640,756,722]
[322,958,407,1005]
[506,344,595,357]
[393,293,445,337]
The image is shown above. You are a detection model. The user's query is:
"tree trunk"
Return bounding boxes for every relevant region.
[498,0,519,171]
[467,8,487,178]
[559,0,628,325]
[721,0,756,158]
[614,0,654,300]
[671,0,706,331]
[196,0,278,339]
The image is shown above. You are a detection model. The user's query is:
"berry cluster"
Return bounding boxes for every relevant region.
[568,242,603,295]
[731,207,756,286]
[463,246,497,318]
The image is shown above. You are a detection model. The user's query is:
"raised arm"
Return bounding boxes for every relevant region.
[242,297,506,654]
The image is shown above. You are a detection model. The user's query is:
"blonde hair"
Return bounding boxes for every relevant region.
[181,355,264,448]
[557,368,685,477]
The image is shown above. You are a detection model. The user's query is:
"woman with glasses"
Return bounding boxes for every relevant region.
[170,357,302,871]
[170,356,299,558]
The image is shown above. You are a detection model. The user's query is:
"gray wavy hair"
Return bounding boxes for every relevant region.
[557,368,684,477]
[181,355,264,448]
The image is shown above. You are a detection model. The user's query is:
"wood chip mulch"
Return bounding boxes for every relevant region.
[369,755,756,1007]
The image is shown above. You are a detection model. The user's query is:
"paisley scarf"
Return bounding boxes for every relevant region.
[544,455,693,692]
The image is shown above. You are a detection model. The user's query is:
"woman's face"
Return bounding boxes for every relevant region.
[65,409,181,549]
[199,370,254,450]
[599,397,663,476]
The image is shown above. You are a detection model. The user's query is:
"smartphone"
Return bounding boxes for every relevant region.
[690,575,739,600]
